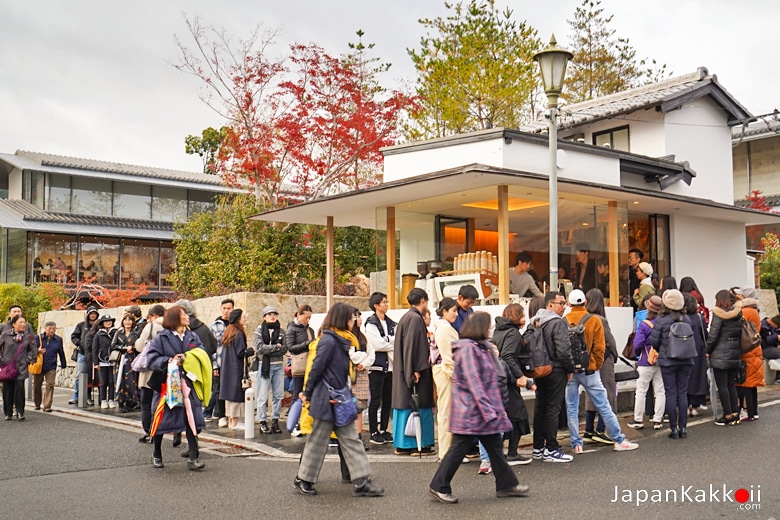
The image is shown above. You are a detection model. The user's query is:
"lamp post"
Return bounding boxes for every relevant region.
[534,34,572,293]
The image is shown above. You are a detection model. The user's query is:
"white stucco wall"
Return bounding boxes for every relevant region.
[384,138,504,182]
[669,214,748,304]
[399,215,436,275]
[8,167,22,199]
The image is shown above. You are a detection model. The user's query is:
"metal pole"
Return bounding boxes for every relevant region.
[548,102,559,293]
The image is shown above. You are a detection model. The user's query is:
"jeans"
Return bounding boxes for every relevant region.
[713,367,739,416]
[73,353,86,398]
[661,364,692,429]
[634,365,666,423]
[368,370,392,434]
[430,433,519,494]
[256,363,284,421]
[532,368,567,451]
[566,371,626,448]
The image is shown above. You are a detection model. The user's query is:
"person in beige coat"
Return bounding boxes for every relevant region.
[432,297,460,459]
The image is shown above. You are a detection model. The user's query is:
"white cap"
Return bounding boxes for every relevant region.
[568,289,586,306]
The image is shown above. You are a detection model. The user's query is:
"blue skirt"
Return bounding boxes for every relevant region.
[392,408,435,449]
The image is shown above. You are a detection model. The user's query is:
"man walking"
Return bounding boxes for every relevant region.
[32,321,67,412]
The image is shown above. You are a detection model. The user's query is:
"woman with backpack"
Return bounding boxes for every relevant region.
[648,289,694,439]
[706,289,744,426]
[628,295,665,431]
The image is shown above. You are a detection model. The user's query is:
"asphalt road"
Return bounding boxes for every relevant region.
[2,398,779,519]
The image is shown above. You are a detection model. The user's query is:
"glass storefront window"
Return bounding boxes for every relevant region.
[46,174,71,212]
[121,239,160,288]
[71,177,112,216]
[79,236,119,286]
[24,171,45,209]
[31,233,78,284]
[114,182,152,219]
[152,186,187,222]
[160,242,175,288]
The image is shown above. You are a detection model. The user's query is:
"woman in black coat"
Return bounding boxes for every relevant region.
[706,289,743,425]
[219,309,254,430]
[684,294,709,416]
[285,304,315,406]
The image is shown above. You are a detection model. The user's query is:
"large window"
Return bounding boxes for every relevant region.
[593,126,630,152]
[114,182,151,219]
[152,186,187,222]
[24,171,45,209]
[46,174,71,212]
[188,190,215,217]
[79,236,119,285]
[160,243,175,288]
[121,239,160,288]
[71,177,112,216]
[31,233,78,284]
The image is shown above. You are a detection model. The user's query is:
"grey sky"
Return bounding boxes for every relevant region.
[0,0,775,173]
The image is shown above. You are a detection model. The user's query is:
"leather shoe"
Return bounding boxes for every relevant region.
[679,428,688,439]
[496,484,530,498]
[353,479,384,497]
[187,458,205,471]
[152,457,164,468]
[138,435,152,444]
[181,451,191,458]
[259,421,271,434]
[668,428,680,439]
[429,488,458,504]
[293,477,317,495]
[172,432,182,447]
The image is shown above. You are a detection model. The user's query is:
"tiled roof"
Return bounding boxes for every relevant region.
[732,111,780,142]
[735,195,780,208]
[519,67,752,134]
[0,199,174,231]
[15,150,225,186]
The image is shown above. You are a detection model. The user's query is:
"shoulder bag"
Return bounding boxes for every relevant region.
[740,318,761,354]
[0,342,27,382]
[615,356,640,382]
[28,334,44,375]
[323,380,358,427]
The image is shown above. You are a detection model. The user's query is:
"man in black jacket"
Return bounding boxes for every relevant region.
[174,299,217,359]
[70,306,99,405]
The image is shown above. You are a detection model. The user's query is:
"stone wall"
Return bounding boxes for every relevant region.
[41,292,368,388]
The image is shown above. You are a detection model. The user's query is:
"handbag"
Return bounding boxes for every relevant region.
[290,352,308,377]
[740,318,761,354]
[241,358,251,390]
[614,356,639,382]
[29,335,44,375]
[404,411,418,436]
[622,331,637,360]
[646,346,659,365]
[108,349,121,362]
[71,348,79,362]
[130,340,151,372]
[735,360,747,384]
[769,358,780,371]
[0,343,26,382]
[165,359,184,408]
[323,380,358,427]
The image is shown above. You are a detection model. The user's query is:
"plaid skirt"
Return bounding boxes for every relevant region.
[352,369,370,401]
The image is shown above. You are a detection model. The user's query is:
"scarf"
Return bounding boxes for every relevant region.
[260,321,282,378]
[332,328,359,384]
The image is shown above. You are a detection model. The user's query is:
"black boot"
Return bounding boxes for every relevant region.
[271,419,282,434]
[259,421,271,434]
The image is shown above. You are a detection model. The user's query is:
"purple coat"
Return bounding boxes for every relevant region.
[449,339,511,436]
[632,318,656,367]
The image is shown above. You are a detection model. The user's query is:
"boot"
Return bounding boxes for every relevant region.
[259,421,271,434]
[271,419,282,434]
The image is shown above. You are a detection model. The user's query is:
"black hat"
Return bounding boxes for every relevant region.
[99,315,115,326]
[228,309,243,324]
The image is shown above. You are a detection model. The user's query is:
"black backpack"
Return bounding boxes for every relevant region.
[519,322,553,379]
[667,320,697,359]
[568,314,595,372]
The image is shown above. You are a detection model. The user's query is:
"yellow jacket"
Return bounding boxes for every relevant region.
[182,347,213,406]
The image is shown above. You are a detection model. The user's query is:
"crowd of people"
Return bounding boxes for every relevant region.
[2,255,780,502]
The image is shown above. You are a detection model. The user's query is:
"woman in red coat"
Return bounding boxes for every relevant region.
[734,288,764,421]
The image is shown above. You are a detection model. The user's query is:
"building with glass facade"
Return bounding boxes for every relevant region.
[0,150,234,297]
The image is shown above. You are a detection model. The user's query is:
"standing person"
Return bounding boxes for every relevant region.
[294,302,384,497]
[32,321,66,412]
[364,292,396,445]
[348,308,372,446]
[146,306,208,470]
[452,285,478,333]
[431,297,459,459]
[572,242,597,292]
[628,249,644,313]
[680,276,709,324]
[285,304,315,436]
[1,315,37,420]
[1,305,34,335]
[219,309,254,430]
[681,282,710,415]
[70,306,99,405]
[112,312,140,412]
[734,287,764,421]
[429,312,530,504]
[628,296,665,430]
[174,300,217,361]
[649,289,695,438]
[206,298,234,425]
[660,276,678,294]
[582,288,620,442]
[92,315,117,409]
[706,290,743,426]
[509,252,543,297]
[253,305,287,434]
[493,303,533,465]
[135,305,165,443]
[564,289,639,454]
[759,314,780,383]
[392,288,435,456]
[530,292,574,462]
[632,262,655,308]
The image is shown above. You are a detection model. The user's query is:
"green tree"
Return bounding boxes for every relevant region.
[407,0,541,139]
[565,0,668,102]
[0,283,68,330]
[184,126,228,174]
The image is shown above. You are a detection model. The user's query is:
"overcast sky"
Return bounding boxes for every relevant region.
[0,0,776,173]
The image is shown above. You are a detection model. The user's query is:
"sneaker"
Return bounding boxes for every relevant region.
[739,409,748,421]
[353,479,384,497]
[531,448,544,460]
[429,488,458,504]
[465,447,480,459]
[86,399,95,406]
[572,445,584,454]
[728,415,741,426]
[478,461,492,474]
[592,431,614,444]
[583,431,594,441]
[329,439,339,448]
[496,484,530,498]
[689,407,699,417]
[369,432,386,445]
[100,401,109,409]
[380,431,393,443]
[627,421,644,430]
[461,457,470,463]
[506,454,532,465]
[697,404,708,411]
[614,438,639,451]
[543,447,573,463]
[653,422,663,430]
[714,416,728,426]
[293,476,317,496]
[291,426,302,437]
[203,415,213,422]
[68,398,77,405]
[752,415,760,421]
[217,417,228,428]
[108,400,117,409]
[138,435,152,444]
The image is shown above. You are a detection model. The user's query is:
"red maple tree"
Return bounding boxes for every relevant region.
[745,189,775,250]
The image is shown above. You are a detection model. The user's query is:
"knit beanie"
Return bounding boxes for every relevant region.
[662,289,684,311]
[645,295,662,314]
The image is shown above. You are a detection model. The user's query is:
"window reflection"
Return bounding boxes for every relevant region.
[79,236,119,285]
[46,174,71,212]
[114,182,151,219]
[121,239,160,289]
[71,178,112,216]
[152,186,187,222]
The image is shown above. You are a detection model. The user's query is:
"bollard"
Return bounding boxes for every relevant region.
[244,385,255,439]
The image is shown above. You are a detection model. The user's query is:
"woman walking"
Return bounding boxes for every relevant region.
[146,306,208,470]
[429,312,530,504]
[219,309,254,430]
[294,302,383,497]
[1,315,37,420]
[706,290,743,426]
